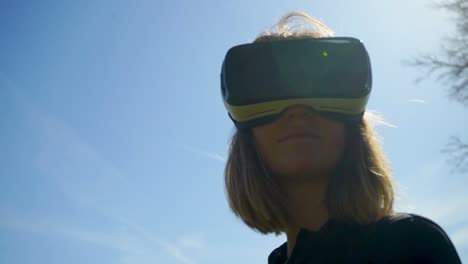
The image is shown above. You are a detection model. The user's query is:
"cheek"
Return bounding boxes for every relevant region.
[322,125,345,163]
[251,126,281,169]
[315,121,345,165]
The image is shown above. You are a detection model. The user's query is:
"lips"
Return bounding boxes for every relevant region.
[278,131,320,143]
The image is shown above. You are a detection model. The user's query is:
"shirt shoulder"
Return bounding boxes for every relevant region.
[268,241,287,264]
[373,212,462,263]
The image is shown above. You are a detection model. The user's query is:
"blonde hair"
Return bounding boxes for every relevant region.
[224,12,396,235]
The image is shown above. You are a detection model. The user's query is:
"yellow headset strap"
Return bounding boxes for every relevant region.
[225,96,369,122]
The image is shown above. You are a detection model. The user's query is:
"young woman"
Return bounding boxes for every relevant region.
[221,12,461,263]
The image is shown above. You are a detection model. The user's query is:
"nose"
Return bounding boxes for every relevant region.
[282,104,318,119]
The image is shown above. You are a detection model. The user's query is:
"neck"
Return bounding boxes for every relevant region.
[282,178,329,258]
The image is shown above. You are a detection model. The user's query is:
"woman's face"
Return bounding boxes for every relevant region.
[252,105,345,183]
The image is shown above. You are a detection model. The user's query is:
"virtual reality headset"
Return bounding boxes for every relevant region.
[220,37,372,129]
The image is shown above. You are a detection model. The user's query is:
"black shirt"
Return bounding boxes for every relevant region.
[268,213,461,264]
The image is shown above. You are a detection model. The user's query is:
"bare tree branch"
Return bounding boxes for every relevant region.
[441,136,468,173]
[406,0,468,107]
[406,0,468,173]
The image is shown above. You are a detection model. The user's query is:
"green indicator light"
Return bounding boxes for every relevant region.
[323,51,328,57]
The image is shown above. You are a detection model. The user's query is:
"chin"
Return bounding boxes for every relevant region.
[280,163,325,178]
[274,157,334,178]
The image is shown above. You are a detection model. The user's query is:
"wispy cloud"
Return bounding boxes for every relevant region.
[27,106,134,218]
[29,114,198,264]
[1,79,198,264]
[3,82,137,224]
[157,240,197,264]
[179,235,206,250]
[0,212,197,264]
[0,213,136,253]
[122,220,201,264]
[408,98,427,104]
[178,144,226,163]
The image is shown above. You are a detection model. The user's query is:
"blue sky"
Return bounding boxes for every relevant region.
[1,0,467,263]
